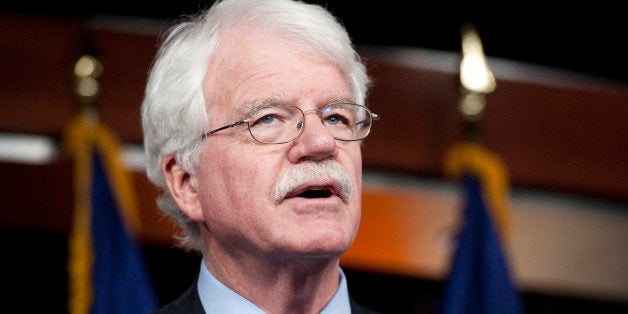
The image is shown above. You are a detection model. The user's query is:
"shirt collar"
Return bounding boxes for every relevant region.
[197,259,351,313]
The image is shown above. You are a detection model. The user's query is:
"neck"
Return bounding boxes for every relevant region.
[203,242,342,313]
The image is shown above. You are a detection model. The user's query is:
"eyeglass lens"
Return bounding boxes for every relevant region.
[247,104,373,144]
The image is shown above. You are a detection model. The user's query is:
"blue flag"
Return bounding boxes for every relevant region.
[90,151,160,313]
[66,111,160,314]
[440,174,524,314]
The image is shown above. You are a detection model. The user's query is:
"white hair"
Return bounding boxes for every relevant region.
[141,0,371,251]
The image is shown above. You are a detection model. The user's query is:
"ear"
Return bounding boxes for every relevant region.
[161,154,204,222]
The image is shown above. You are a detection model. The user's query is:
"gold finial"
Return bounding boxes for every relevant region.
[73,55,103,105]
[460,24,495,94]
[459,23,495,124]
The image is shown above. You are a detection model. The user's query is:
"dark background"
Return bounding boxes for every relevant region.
[2,0,627,84]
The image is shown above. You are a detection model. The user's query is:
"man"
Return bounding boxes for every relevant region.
[141,0,378,312]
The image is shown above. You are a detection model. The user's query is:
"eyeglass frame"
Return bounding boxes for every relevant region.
[201,102,379,144]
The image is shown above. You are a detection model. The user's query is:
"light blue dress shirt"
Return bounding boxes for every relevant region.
[197,258,351,313]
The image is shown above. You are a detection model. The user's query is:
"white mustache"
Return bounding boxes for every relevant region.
[273,159,353,203]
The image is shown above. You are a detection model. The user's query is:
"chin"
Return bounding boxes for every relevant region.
[287,247,349,262]
[289,232,356,259]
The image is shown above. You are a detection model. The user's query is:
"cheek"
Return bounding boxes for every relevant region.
[347,146,363,185]
[193,161,259,234]
[196,147,277,208]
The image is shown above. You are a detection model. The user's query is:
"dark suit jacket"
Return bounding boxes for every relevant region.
[152,277,379,314]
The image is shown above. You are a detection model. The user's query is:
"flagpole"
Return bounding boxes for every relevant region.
[67,45,159,313]
[440,22,523,314]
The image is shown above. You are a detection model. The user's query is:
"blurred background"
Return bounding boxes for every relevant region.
[1,1,626,313]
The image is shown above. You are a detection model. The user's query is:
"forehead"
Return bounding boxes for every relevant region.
[203,26,351,115]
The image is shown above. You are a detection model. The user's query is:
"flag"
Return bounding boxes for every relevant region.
[440,143,524,314]
[65,110,160,314]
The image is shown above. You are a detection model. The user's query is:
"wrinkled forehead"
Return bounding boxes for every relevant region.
[203,25,349,112]
[212,24,331,70]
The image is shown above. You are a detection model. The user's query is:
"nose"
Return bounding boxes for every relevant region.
[287,112,337,163]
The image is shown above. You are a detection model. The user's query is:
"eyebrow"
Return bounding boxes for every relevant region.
[235,94,355,116]
[326,95,354,105]
[236,96,282,117]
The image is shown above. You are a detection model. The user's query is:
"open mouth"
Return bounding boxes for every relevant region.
[295,188,333,199]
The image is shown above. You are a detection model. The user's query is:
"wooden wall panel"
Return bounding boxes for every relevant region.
[92,28,160,143]
[485,80,628,199]
[359,49,628,201]
[0,14,86,136]
[2,13,626,200]
[359,61,461,175]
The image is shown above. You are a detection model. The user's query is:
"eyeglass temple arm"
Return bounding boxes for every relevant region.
[355,113,380,126]
[201,119,249,139]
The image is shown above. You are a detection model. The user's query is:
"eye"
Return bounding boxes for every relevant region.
[250,111,285,128]
[248,106,298,132]
[255,114,278,125]
[323,113,351,126]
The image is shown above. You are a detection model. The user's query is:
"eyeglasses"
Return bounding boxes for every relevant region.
[201,103,379,144]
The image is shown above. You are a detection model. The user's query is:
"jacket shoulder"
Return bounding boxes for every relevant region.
[152,278,204,314]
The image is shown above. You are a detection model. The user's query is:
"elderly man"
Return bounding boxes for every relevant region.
[141,0,378,312]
